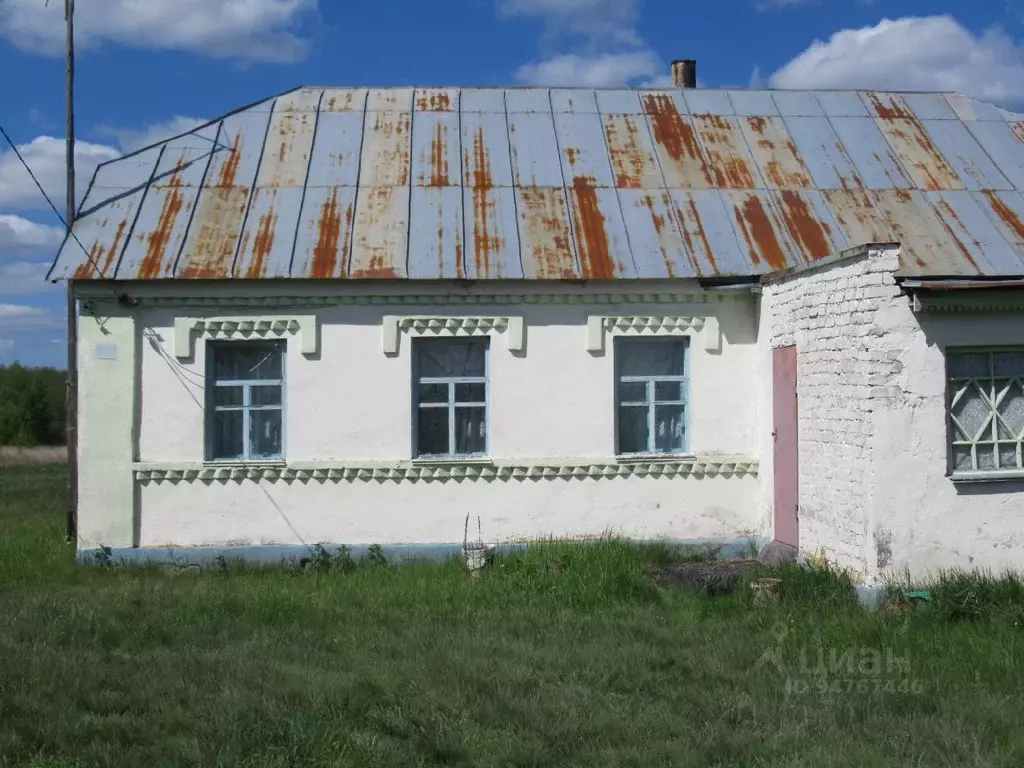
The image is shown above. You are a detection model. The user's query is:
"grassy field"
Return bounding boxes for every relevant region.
[2,466,1024,767]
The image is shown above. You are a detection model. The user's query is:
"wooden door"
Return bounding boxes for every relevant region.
[772,345,799,548]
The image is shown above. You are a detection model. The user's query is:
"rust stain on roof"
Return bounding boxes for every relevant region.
[636,193,680,276]
[569,176,618,279]
[776,191,832,261]
[416,92,451,111]
[467,127,503,277]
[424,122,450,187]
[732,194,788,270]
[868,94,960,191]
[73,240,108,279]
[245,210,277,278]
[217,134,243,187]
[138,168,186,279]
[672,195,717,275]
[643,95,713,188]
[1011,122,1024,144]
[822,189,894,246]
[564,147,579,169]
[519,187,577,279]
[693,114,758,190]
[604,115,657,189]
[368,111,412,186]
[744,116,813,189]
[980,190,1024,245]
[352,254,400,279]
[934,199,981,272]
[179,187,250,278]
[311,187,343,278]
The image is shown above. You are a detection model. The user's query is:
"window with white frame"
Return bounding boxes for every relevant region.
[206,341,285,461]
[947,348,1024,474]
[615,338,689,456]
[414,338,488,459]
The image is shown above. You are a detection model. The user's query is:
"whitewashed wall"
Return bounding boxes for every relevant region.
[75,281,763,553]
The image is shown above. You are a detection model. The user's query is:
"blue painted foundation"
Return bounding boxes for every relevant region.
[78,537,767,568]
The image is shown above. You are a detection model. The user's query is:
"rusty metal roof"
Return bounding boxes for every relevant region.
[49,87,1024,281]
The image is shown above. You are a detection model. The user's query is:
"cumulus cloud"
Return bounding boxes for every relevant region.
[98,116,209,154]
[0,136,120,212]
[515,50,661,87]
[500,0,664,87]
[0,215,63,254]
[771,15,1024,107]
[0,263,60,296]
[0,0,317,63]
[0,304,63,331]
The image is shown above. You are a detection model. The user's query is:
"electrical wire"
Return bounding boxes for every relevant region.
[0,122,129,300]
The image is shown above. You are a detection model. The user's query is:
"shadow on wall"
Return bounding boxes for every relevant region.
[954,480,1024,498]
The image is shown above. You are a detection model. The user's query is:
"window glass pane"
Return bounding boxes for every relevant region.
[655,404,685,453]
[997,383,1024,438]
[654,380,682,401]
[213,386,243,407]
[619,340,684,377]
[250,385,282,407]
[418,383,449,404]
[952,445,973,471]
[993,351,1024,378]
[250,410,283,457]
[211,410,244,459]
[455,407,487,454]
[998,444,1020,470]
[213,343,282,381]
[455,382,486,403]
[618,405,649,454]
[416,338,487,378]
[619,381,647,402]
[947,352,989,379]
[951,385,992,440]
[417,407,449,456]
[977,443,997,470]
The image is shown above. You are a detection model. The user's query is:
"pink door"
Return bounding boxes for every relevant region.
[772,345,799,548]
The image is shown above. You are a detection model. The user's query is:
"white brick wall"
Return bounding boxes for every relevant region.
[758,246,903,578]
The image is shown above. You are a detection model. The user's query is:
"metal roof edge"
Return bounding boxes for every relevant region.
[758,243,895,283]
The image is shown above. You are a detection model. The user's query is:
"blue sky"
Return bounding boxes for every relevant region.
[1,0,1023,367]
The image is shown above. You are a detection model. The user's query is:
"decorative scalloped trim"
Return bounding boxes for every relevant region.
[98,292,750,309]
[912,293,1024,313]
[134,458,759,485]
[382,315,524,354]
[173,315,317,358]
[586,315,721,353]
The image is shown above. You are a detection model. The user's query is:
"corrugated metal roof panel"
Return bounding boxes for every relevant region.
[508,113,563,187]
[602,113,664,189]
[618,189,694,278]
[740,116,813,189]
[412,111,460,188]
[462,186,521,279]
[556,112,615,187]
[409,187,465,279]
[965,120,1024,191]
[349,186,410,278]
[55,86,1024,282]
[293,185,357,278]
[669,189,748,275]
[830,117,913,189]
[784,116,864,190]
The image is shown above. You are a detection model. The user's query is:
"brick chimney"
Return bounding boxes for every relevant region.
[671,59,697,89]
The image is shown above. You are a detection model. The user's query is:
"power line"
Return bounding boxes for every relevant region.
[0,122,130,301]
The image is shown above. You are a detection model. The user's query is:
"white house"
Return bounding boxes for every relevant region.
[49,80,1024,581]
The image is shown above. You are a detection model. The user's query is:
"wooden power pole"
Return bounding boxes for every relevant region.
[65,0,78,542]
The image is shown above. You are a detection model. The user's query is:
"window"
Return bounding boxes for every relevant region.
[206,341,285,461]
[948,348,1024,474]
[616,338,688,456]
[414,338,488,459]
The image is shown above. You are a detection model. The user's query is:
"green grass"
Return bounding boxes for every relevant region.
[2,466,1024,767]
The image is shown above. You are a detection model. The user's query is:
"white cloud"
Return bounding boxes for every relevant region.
[0,304,63,331]
[771,16,1024,107]
[0,136,120,212]
[0,215,63,254]
[0,338,12,358]
[98,117,209,154]
[0,263,60,296]
[499,0,641,46]
[515,50,661,87]
[0,0,316,63]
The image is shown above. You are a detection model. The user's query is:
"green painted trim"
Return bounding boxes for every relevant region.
[133,456,759,484]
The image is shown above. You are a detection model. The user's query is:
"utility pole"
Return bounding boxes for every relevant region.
[65,0,78,542]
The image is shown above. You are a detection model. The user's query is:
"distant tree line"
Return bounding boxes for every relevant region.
[0,364,68,446]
